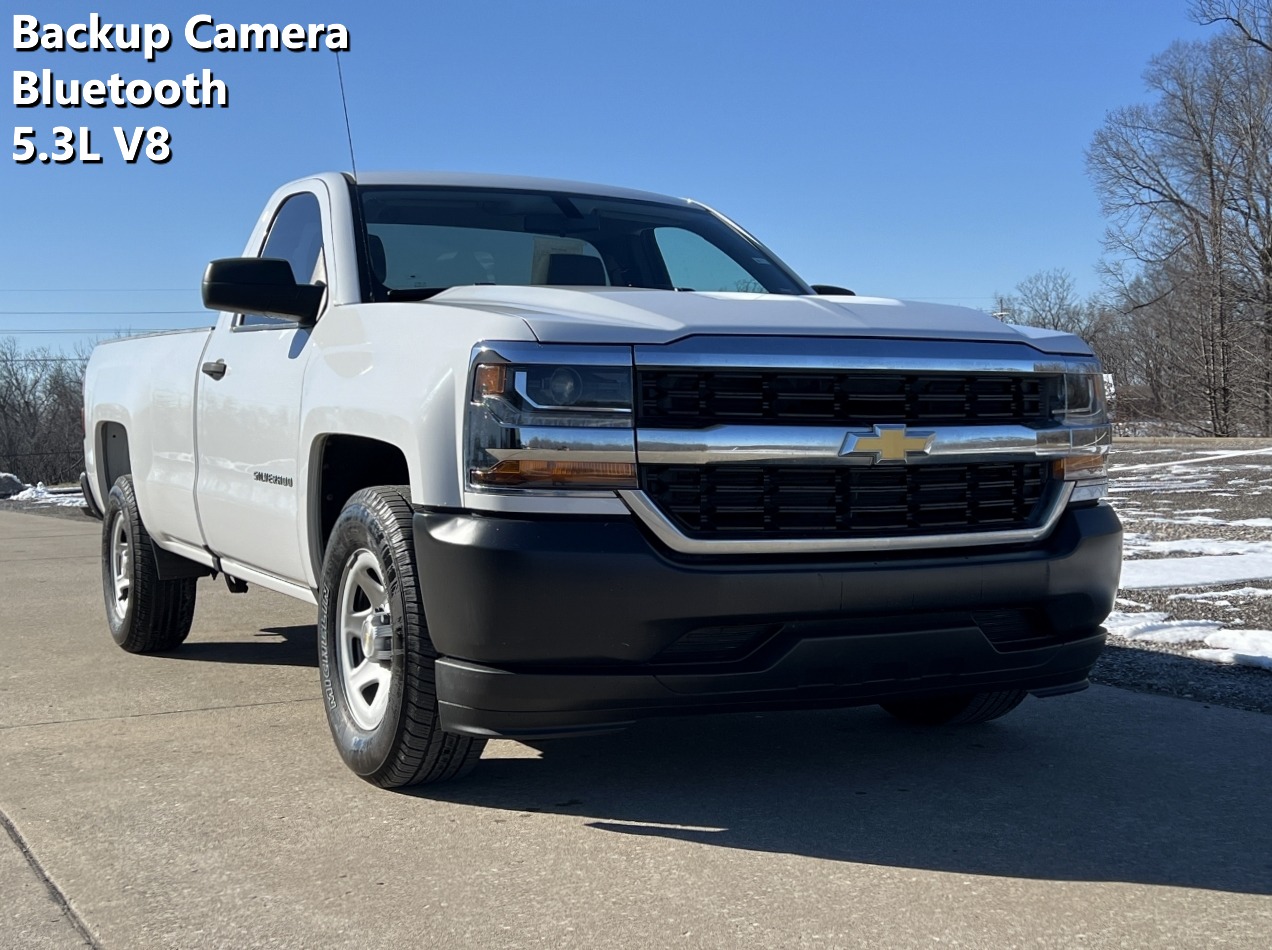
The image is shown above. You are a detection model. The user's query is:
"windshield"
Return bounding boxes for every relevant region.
[355,185,808,301]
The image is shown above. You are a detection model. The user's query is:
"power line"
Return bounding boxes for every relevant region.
[0,288,193,293]
[0,310,208,316]
[0,356,89,363]
[0,358,89,364]
[1,328,191,335]
[0,451,83,460]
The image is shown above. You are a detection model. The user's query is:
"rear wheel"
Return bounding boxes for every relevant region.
[101,475,197,653]
[880,690,1028,725]
[317,486,485,787]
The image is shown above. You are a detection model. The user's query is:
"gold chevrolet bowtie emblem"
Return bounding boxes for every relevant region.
[839,424,936,463]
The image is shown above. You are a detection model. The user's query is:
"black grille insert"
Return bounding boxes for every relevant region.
[639,462,1049,538]
[637,369,1054,427]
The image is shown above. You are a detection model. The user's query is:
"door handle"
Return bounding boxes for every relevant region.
[201,359,227,380]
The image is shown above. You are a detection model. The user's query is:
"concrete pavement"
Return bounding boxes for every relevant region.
[1,812,89,949]
[1,507,1270,949]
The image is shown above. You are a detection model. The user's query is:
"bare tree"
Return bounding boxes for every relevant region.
[1216,34,1272,431]
[0,338,89,484]
[1087,32,1272,434]
[1193,0,1272,51]
[1013,269,1081,331]
[1000,269,1117,354]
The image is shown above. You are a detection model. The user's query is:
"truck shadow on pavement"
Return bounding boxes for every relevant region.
[420,696,1272,895]
[155,625,317,667]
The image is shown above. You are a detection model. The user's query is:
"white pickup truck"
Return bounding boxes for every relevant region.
[83,172,1122,787]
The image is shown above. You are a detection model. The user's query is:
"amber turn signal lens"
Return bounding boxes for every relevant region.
[472,363,507,400]
[470,460,637,488]
[1053,455,1106,480]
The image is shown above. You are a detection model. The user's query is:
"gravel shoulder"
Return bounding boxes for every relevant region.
[1092,643,1272,714]
[1098,437,1272,712]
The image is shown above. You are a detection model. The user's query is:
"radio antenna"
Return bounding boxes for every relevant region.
[334,51,359,179]
[335,51,378,300]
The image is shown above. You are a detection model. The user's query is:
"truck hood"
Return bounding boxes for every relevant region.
[426,286,1093,356]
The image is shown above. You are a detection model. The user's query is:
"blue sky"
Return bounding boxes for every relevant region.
[0,0,1206,353]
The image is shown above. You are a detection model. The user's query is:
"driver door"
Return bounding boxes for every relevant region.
[194,189,328,585]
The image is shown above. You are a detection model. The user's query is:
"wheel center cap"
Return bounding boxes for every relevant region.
[361,610,393,662]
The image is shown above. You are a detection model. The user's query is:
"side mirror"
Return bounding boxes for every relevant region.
[202,258,324,325]
[811,284,856,296]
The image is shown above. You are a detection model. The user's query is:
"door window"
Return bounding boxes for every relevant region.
[240,193,325,327]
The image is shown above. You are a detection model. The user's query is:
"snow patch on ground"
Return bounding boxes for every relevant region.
[1133,514,1272,527]
[1190,629,1272,671]
[8,482,86,508]
[1120,555,1272,590]
[1110,478,1216,494]
[1169,587,1272,601]
[1109,445,1272,472]
[1119,532,1154,547]
[1115,596,1149,608]
[1103,611,1225,643]
[1106,611,1272,670]
[1140,515,1226,525]
[1124,538,1272,558]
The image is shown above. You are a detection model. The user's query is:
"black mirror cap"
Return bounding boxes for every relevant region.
[202,258,323,325]
[810,284,856,296]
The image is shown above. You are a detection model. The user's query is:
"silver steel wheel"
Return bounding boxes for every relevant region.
[336,548,394,731]
[108,511,132,619]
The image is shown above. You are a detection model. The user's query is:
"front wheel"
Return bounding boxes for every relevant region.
[317,486,485,787]
[879,690,1028,725]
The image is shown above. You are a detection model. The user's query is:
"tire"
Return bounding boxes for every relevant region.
[101,475,197,653]
[317,486,486,788]
[880,689,1028,725]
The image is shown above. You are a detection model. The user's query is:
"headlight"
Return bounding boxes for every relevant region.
[1046,370,1110,502]
[466,346,637,491]
[1053,372,1108,424]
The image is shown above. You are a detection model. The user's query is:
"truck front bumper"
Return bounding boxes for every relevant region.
[414,503,1121,738]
